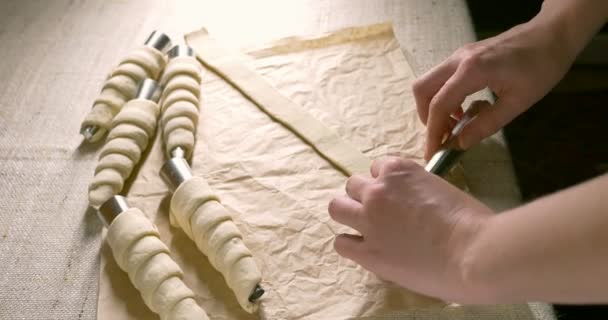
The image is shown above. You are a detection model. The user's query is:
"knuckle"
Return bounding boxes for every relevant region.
[461,53,481,71]
[365,183,386,201]
[346,174,361,184]
[384,158,418,173]
[345,175,360,192]
[400,159,419,171]
[456,42,477,58]
[412,78,426,97]
[459,42,476,52]
[428,93,447,115]
[460,50,487,75]
[328,198,338,214]
[345,176,355,191]
[384,158,404,172]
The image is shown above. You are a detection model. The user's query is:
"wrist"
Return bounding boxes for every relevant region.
[455,213,503,304]
[444,208,499,304]
[535,0,608,62]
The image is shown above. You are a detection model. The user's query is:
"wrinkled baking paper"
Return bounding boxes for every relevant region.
[98,23,475,320]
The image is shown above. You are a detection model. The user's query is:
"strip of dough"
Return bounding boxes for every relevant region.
[106,207,209,320]
[185,28,371,176]
[88,99,159,208]
[160,56,202,159]
[81,46,165,142]
[170,176,262,313]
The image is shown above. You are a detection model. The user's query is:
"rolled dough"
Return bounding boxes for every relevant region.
[170,176,262,313]
[81,46,166,142]
[88,99,160,208]
[160,56,203,159]
[185,28,372,176]
[106,207,209,320]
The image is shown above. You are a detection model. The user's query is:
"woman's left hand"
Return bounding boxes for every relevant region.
[328,157,494,302]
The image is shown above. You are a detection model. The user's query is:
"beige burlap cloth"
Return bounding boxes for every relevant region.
[95,24,550,320]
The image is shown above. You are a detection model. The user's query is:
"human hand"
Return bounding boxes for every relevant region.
[328,157,494,302]
[413,18,576,160]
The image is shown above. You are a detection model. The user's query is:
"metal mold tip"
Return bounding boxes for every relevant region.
[170,147,186,159]
[168,45,195,59]
[135,78,161,102]
[144,31,172,53]
[98,195,130,226]
[160,157,192,191]
[248,284,265,303]
[80,125,99,141]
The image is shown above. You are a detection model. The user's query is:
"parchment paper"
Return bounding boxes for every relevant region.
[97,23,513,320]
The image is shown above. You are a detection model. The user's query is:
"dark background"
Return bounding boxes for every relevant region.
[466,1,608,319]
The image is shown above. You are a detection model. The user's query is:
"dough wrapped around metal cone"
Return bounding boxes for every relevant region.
[160,47,202,159]
[88,93,159,208]
[170,176,262,313]
[106,207,209,320]
[81,32,169,142]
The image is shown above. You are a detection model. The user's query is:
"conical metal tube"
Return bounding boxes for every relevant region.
[144,31,172,53]
[168,45,195,59]
[98,195,130,227]
[135,78,161,102]
[160,157,193,191]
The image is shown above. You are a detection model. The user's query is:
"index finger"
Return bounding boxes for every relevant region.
[425,66,486,160]
[413,58,458,125]
[370,156,402,178]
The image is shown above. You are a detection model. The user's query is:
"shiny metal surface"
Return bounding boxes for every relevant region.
[424,148,464,176]
[248,284,265,302]
[168,45,195,59]
[135,78,160,102]
[144,30,172,53]
[160,157,193,191]
[169,147,186,159]
[425,102,482,177]
[98,195,130,226]
[80,125,99,141]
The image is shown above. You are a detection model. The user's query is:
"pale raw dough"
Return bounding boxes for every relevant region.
[81,46,166,142]
[160,56,202,159]
[184,29,468,186]
[106,207,209,320]
[88,99,159,208]
[185,29,372,176]
[170,176,262,313]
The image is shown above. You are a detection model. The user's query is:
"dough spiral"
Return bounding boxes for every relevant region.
[106,207,209,320]
[160,56,202,159]
[81,46,165,142]
[88,99,159,208]
[170,176,262,313]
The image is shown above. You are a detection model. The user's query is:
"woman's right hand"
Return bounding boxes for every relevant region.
[413,11,579,160]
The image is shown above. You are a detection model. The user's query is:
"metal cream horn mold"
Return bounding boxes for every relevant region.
[160,158,265,304]
[80,31,171,142]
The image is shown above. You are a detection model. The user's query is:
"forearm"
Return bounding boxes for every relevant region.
[463,174,608,303]
[535,0,608,61]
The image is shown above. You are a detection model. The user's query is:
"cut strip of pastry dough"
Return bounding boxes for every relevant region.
[185,28,371,176]
[88,99,159,208]
[160,56,202,159]
[170,176,262,313]
[81,46,166,142]
[106,207,210,320]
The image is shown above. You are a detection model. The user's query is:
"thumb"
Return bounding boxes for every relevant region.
[334,233,368,263]
[457,99,514,150]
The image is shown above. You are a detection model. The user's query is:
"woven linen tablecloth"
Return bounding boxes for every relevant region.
[0,1,552,319]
